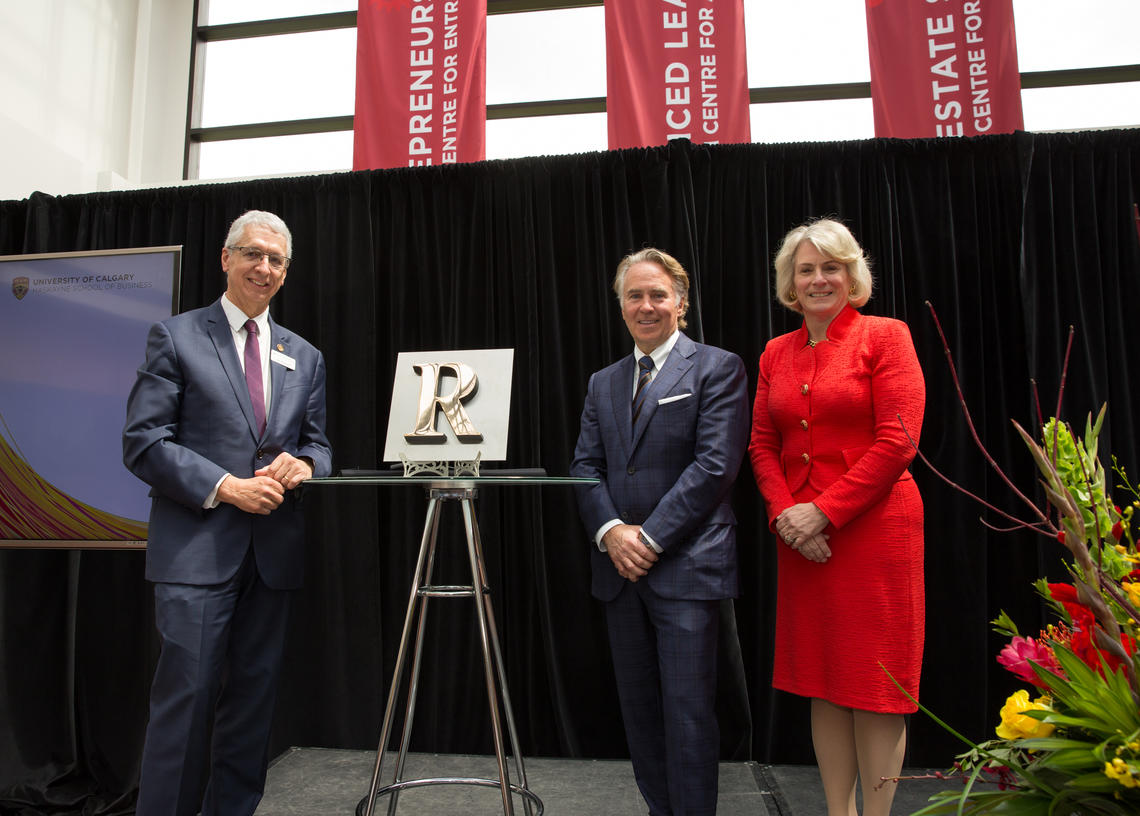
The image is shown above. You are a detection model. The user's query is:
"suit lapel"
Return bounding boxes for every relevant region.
[207,300,262,442]
[266,317,289,436]
[608,355,636,458]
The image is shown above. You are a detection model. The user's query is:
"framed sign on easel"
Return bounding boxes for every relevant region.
[382,348,514,477]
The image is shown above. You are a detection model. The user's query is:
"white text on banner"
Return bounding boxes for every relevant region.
[354,0,487,169]
[606,0,751,150]
[866,0,1023,138]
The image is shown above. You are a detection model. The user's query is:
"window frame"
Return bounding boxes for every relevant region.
[184,0,1140,179]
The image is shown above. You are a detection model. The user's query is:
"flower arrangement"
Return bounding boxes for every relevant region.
[903,312,1140,815]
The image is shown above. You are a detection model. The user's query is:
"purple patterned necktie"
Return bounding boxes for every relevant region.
[243,319,266,435]
[631,355,654,426]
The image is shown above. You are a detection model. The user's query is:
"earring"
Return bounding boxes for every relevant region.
[849,286,856,295]
[789,292,797,301]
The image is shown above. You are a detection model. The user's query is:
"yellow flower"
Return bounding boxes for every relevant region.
[1104,757,1140,789]
[1114,544,1140,564]
[995,690,1055,740]
[1123,580,1140,608]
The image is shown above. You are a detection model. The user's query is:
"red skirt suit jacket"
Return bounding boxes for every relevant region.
[749,305,925,712]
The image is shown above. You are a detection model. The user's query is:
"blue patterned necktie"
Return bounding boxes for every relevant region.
[631,355,654,426]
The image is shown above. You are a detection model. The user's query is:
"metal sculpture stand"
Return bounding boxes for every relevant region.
[357,486,541,816]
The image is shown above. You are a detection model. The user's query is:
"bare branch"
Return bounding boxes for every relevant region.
[1053,326,1075,439]
[924,302,1056,526]
[900,415,1056,534]
[979,518,1053,534]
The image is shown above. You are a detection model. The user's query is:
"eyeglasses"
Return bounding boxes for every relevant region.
[229,245,291,271]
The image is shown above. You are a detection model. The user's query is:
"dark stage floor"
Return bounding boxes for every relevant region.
[255,747,951,815]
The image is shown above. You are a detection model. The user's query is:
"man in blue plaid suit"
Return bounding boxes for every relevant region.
[570,248,750,816]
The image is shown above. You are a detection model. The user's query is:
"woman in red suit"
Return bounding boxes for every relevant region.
[749,218,925,816]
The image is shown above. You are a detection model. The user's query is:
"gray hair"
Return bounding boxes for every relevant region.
[225,210,292,258]
[612,247,689,329]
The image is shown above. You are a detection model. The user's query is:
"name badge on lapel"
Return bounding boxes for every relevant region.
[270,349,296,370]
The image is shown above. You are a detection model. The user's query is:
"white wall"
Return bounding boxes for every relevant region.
[0,0,193,203]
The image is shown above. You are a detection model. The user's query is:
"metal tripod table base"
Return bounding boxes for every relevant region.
[358,486,541,816]
[356,776,543,816]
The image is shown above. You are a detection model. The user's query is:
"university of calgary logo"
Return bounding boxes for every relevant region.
[11,277,28,300]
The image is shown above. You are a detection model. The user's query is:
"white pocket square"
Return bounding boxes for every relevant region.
[658,392,692,405]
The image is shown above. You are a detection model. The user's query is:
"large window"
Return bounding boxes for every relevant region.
[190,0,1140,181]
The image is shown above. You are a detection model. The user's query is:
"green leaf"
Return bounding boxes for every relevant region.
[909,791,998,816]
[1023,746,1102,772]
[1040,480,1079,518]
[1052,786,1140,816]
[1065,769,1134,792]
[1031,647,1140,735]
[992,610,1021,638]
[1018,420,1063,484]
[1040,712,1118,733]
[1088,404,1107,451]
[1014,737,1097,751]
[969,792,1054,815]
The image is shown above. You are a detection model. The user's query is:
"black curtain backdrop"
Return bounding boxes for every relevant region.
[1,131,1139,814]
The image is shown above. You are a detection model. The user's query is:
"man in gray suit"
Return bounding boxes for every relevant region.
[123,210,332,816]
[570,248,750,816]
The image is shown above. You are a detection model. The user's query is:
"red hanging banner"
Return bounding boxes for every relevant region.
[606,0,751,150]
[353,0,486,170]
[865,0,1023,138]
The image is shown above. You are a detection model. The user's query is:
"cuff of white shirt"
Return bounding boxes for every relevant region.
[638,528,663,554]
[204,473,229,509]
[594,520,663,554]
[594,519,621,552]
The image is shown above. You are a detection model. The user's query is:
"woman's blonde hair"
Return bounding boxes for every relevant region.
[773,218,872,314]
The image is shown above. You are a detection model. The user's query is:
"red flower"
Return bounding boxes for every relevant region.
[1046,583,1135,674]
[1047,582,1077,602]
[1095,632,1136,674]
[1123,633,1137,658]
[996,636,1062,687]
[1046,583,1090,623]
[980,763,1018,791]
[1112,521,1125,540]
[1047,584,1098,661]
